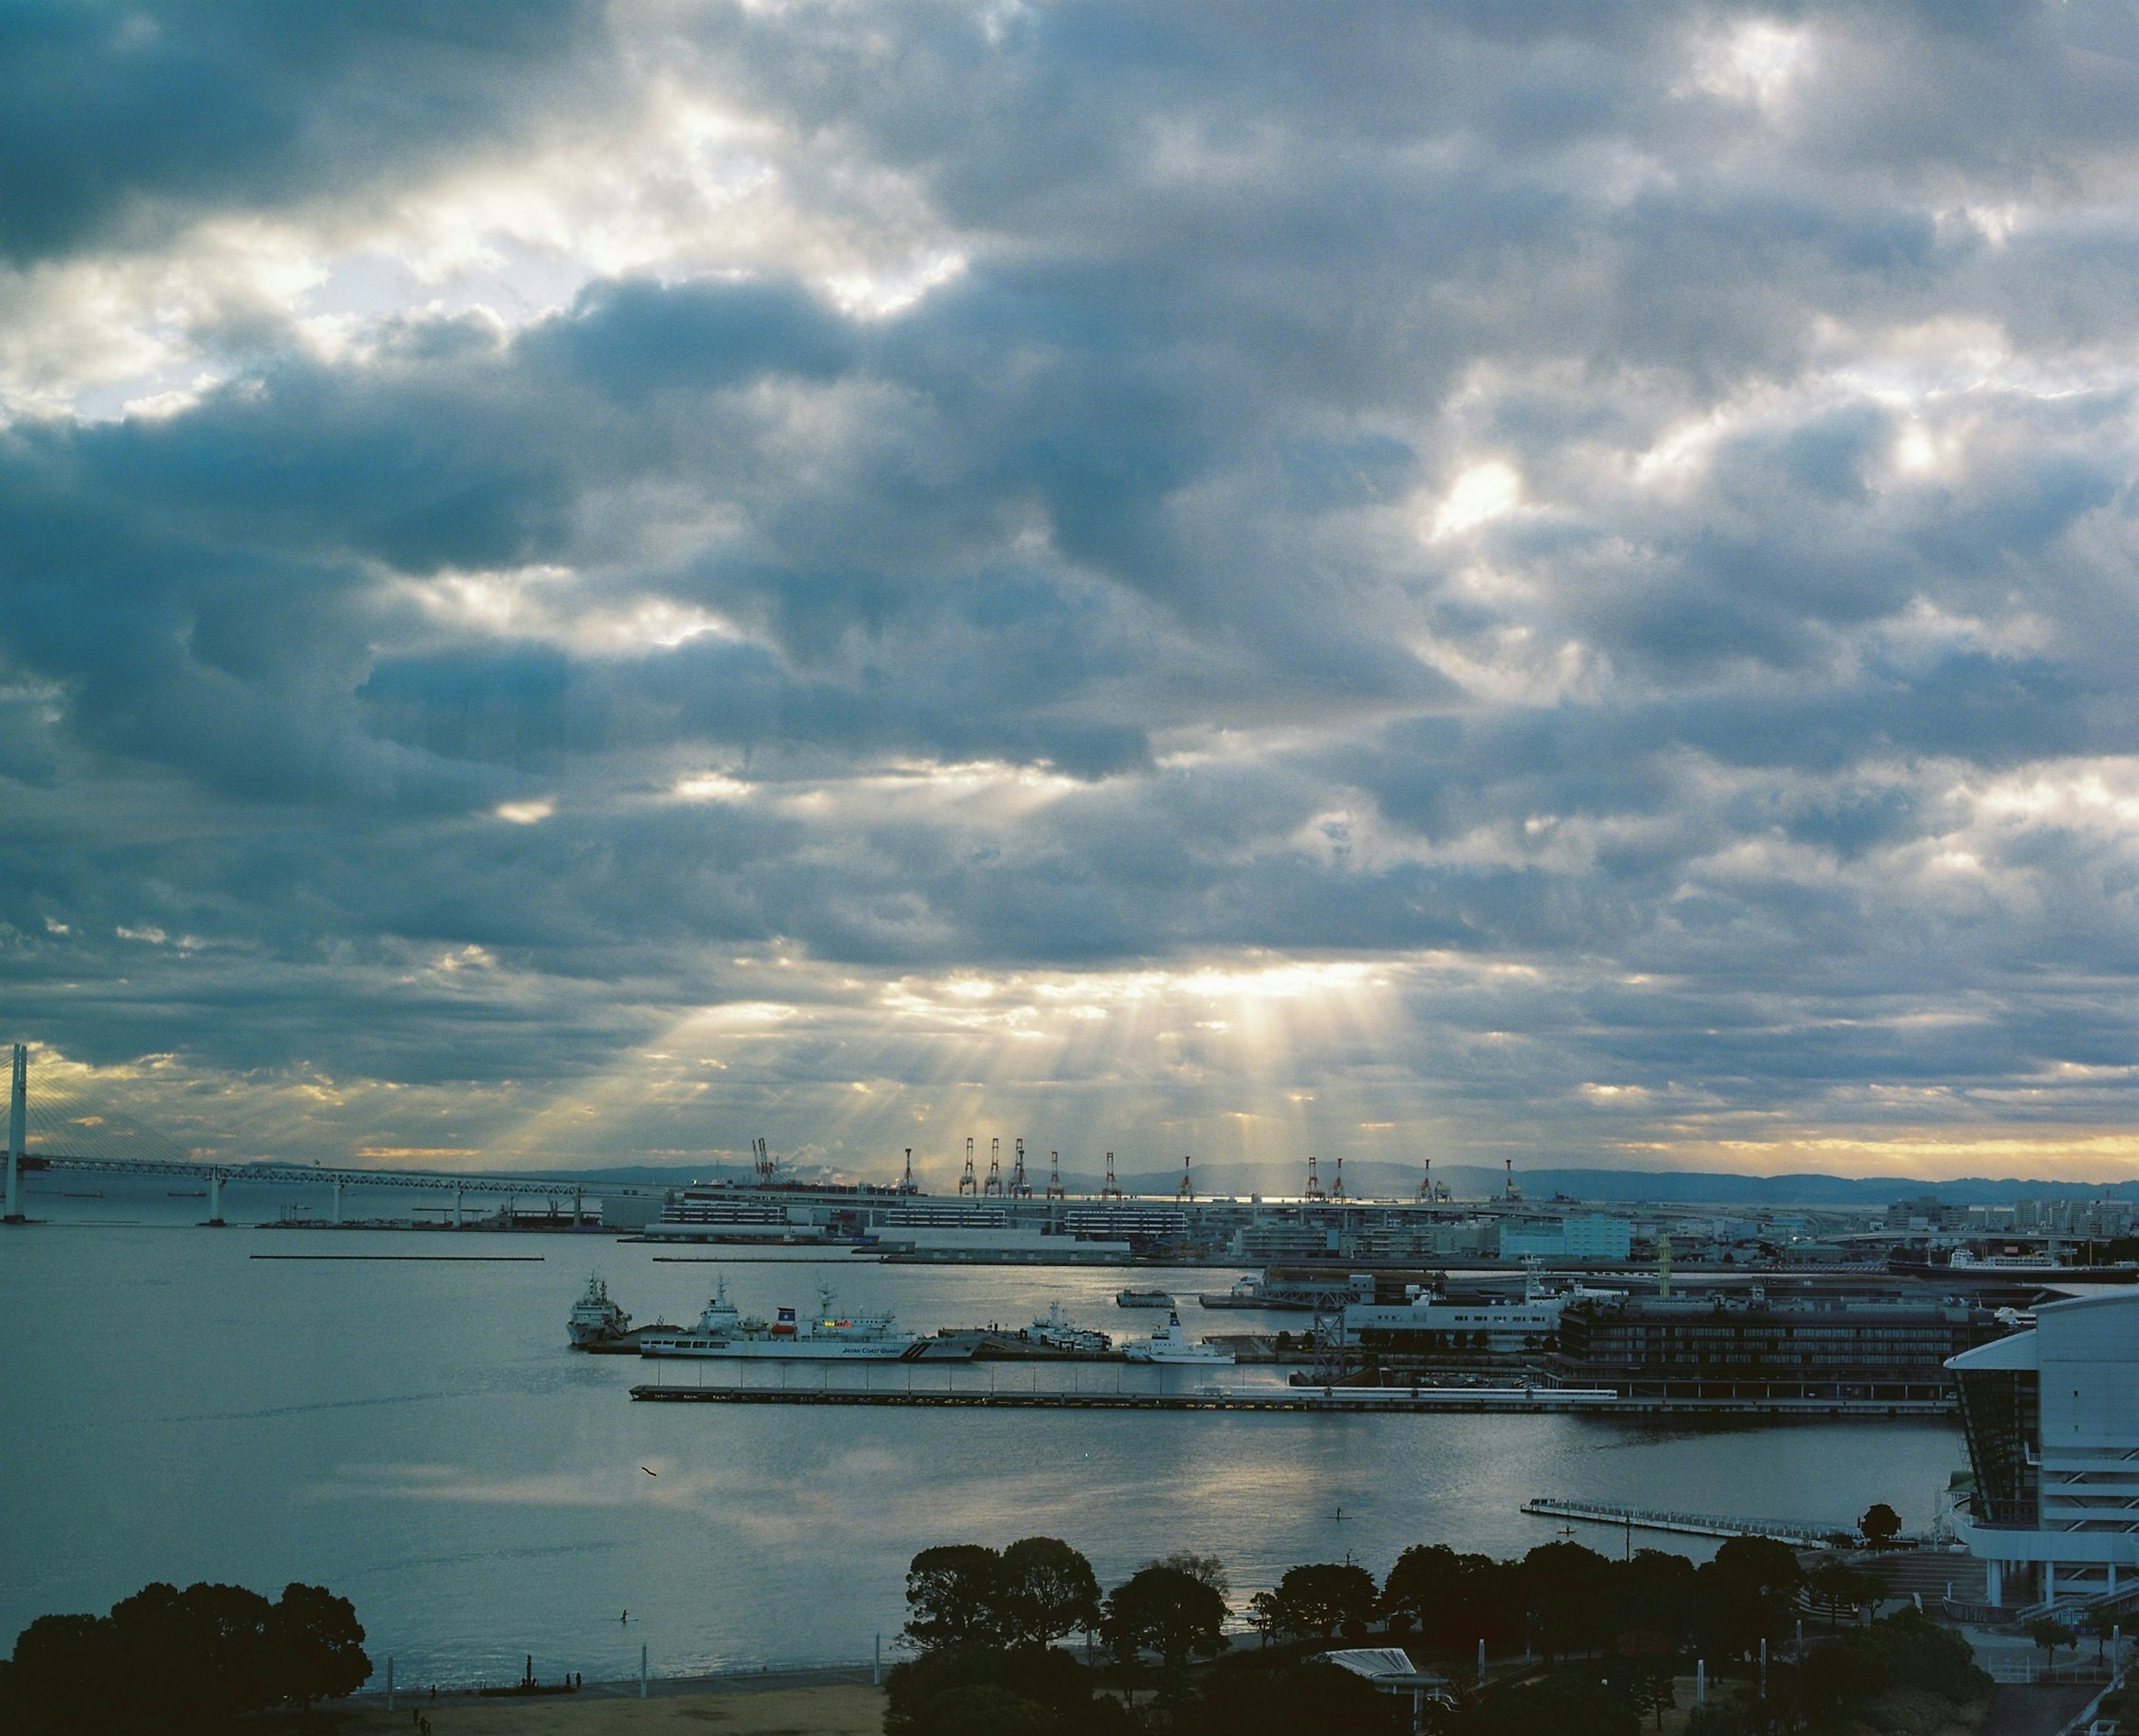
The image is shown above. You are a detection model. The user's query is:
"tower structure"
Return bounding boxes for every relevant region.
[900,1148,917,1194]
[1417,1155,1435,1202]
[1044,1151,1066,1200]
[4,1042,24,1223]
[1008,1138,1031,1198]
[1330,1155,1346,1202]
[1303,1153,1326,1202]
[1100,1150,1123,1201]
[958,1137,978,1197]
[1174,1154,1194,1203]
[1503,1155,1520,1202]
[983,1137,1004,1197]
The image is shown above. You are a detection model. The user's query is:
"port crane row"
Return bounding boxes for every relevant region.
[2,1044,1472,1225]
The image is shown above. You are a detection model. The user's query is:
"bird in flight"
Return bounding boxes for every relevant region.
[641,1466,658,1476]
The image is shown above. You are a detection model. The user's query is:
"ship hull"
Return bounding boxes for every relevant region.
[639,1338,922,1359]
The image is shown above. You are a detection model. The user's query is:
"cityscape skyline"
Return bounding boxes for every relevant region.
[7,6,2139,1183]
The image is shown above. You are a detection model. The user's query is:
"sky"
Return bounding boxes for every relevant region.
[6,1,2139,1187]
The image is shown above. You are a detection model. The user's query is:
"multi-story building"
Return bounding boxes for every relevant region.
[1554,1289,2009,1403]
[1500,1215,1632,1262]
[1948,1287,2139,1607]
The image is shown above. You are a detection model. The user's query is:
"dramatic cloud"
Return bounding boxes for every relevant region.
[6,0,2139,1182]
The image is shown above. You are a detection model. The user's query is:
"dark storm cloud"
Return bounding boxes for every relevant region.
[5,0,2139,1166]
[0,0,609,265]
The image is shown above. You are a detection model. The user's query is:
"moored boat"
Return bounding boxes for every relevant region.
[1030,1301,1111,1353]
[1116,1287,1175,1308]
[1124,1309,1235,1365]
[568,1274,632,1348]
[641,1283,920,1359]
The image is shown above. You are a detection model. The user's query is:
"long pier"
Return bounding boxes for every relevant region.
[1522,1498,1853,1547]
[632,1383,1626,1412]
[628,1383,1952,1416]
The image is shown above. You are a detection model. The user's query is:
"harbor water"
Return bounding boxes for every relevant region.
[0,1199,1969,1688]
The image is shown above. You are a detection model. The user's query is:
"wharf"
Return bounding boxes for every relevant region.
[628,1383,1952,1416]
[1523,1498,1857,1547]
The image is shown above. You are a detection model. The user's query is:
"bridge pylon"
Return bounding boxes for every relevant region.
[4,1042,24,1222]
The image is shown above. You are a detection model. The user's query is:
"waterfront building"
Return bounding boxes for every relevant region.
[1554,1290,2009,1403]
[1500,1215,1632,1261]
[1346,1290,1571,1358]
[1947,1287,2139,1608]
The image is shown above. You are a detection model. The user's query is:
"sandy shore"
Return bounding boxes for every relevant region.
[331,1678,885,1736]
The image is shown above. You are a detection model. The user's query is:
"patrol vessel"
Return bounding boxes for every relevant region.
[638,1282,920,1360]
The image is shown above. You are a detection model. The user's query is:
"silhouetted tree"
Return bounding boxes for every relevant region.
[1272,1564,1378,1640]
[108,1581,276,1733]
[1804,1559,1884,1630]
[1693,1538,1804,1659]
[1858,1503,1902,1551]
[1463,1673,1638,1735]
[267,1583,370,1710]
[1520,1542,1614,1659]
[884,1645,1130,1736]
[1381,1544,1520,1650]
[997,1538,1102,1650]
[0,1612,121,1733]
[1191,1656,1401,1734]
[1148,1552,1230,1600]
[2025,1616,2075,1669]
[904,1546,1004,1653]
[1614,1550,1697,1648]
[1102,1566,1228,1669]
[2,1579,372,1735]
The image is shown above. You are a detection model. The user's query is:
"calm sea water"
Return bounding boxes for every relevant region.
[0,1191,1967,1688]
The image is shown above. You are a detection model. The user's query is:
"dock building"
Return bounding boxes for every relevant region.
[1947,1288,2139,1610]
[1550,1289,2010,1404]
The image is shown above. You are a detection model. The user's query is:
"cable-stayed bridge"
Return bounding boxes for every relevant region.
[3,1043,585,1226]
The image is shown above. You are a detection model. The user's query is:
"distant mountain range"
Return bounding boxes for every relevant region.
[536,1159,2138,1207]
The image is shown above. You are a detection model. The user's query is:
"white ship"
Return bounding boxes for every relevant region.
[568,1274,632,1348]
[1030,1301,1111,1353]
[1124,1309,1235,1365]
[633,1274,746,1354]
[639,1283,919,1360]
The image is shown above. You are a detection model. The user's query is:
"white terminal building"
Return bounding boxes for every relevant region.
[1947,1289,2139,1608]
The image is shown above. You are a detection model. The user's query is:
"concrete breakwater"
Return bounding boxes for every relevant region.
[628,1383,1951,1416]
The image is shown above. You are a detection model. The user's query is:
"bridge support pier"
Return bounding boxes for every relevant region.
[453,1189,463,1230]
[207,1171,224,1225]
[330,1179,342,1226]
[5,1041,24,1222]
[574,1185,583,1229]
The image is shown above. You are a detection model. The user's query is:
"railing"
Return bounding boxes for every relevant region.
[1522,1498,1855,1547]
[1985,1656,2121,1685]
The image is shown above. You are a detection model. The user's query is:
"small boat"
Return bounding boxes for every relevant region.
[568,1274,632,1348]
[1116,1287,1175,1309]
[1197,1276,1269,1309]
[1030,1301,1111,1353]
[1124,1310,1235,1366]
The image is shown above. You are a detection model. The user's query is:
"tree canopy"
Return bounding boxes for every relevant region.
[0,1581,369,1735]
[1269,1564,1378,1640]
[1859,1504,1903,1550]
[998,1538,1103,1650]
[1102,1567,1229,1670]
